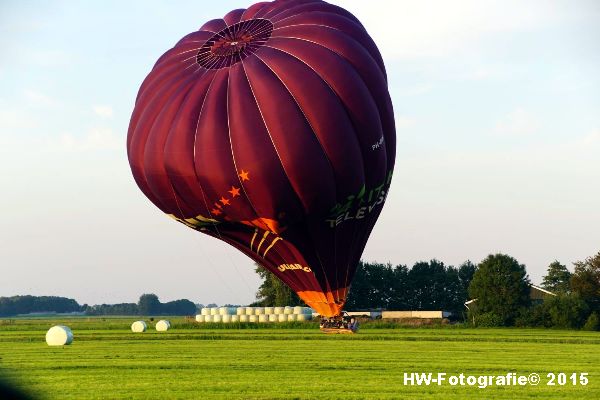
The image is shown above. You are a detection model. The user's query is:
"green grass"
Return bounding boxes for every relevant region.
[1,318,599,399]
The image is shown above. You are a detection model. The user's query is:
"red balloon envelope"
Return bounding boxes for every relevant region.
[127,0,395,317]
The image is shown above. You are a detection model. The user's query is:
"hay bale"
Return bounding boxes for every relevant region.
[283,306,293,315]
[210,308,218,315]
[249,315,258,323]
[287,314,297,321]
[195,315,205,322]
[236,307,246,315]
[219,307,231,315]
[303,307,313,315]
[258,314,269,322]
[222,315,232,323]
[239,315,249,322]
[201,308,211,316]
[268,314,278,322]
[204,315,213,322]
[46,325,73,346]
[273,307,284,314]
[131,321,147,333]
[212,315,222,323]
[264,307,274,315]
[231,315,239,322]
[278,314,288,322]
[156,320,170,331]
[296,314,312,322]
[293,306,304,315]
[254,307,265,315]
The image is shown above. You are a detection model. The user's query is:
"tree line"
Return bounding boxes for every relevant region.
[253,251,600,330]
[0,294,196,317]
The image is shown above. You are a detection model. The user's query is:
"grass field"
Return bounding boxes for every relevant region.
[1,318,599,399]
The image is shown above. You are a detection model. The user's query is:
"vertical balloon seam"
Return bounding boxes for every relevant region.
[224,67,308,292]
[239,58,336,302]
[250,52,344,301]
[262,36,389,298]
[138,74,201,214]
[261,1,323,22]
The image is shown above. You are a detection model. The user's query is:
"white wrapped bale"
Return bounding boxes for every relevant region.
[195,315,205,322]
[284,306,293,315]
[46,325,73,346]
[258,314,269,322]
[222,315,232,323]
[219,307,231,315]
[131,321,147,333]
[278,314,288,322]
[264,307,274,314]
[293,306,304,315]
[241,307,251,315]
[210,308,218,315]
[204,315,213,323]
[254,307,265,315]
[287,314,297,321]
[236,307,246,315]
[231,315,239,322]
[201,308,211,316]
[249,315,258,323]
[296,314,312,322]
[156,320,170,331]
[273,307,284,314]
[212,315,222,323]
[239,315,249,322]
[268,314,278,322]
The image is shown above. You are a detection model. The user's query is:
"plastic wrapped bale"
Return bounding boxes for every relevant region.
[287,314,297,322]
[278,314,288,322]
[222,314,232,323]
[249,315,258,323]
[254,307,265,315]
[241,307,251,315]
[231,315,239,322]
[264,307,274,315]
[284,306,293,315]
[268,314,278,322]
[229,307,237,315]
[219,307,231,315]
[239,315,249,322]
[156,320,171,331]
[212,315,222,323]
[201,308,211,316]
[296,314,312,322]
[273,307,284,314]
[210,308,218,315]
[293,306,304,315]
[204,315,213,323]
[236,307,246,315]
[131,321,147,333]
[258,314,269,323]
[195,315,205,323]
[304,307,313,315]
[46,325,73,346]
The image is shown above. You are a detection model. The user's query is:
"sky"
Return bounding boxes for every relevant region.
[1,0,599,306]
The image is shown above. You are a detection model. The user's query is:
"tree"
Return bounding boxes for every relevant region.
[468,254,531,326]
[138,293,161,315]
[570,251,600,313]
[541,261,571,293]
[253,264,303,307]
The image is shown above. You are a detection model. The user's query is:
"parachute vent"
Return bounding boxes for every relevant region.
[196,18,273,70]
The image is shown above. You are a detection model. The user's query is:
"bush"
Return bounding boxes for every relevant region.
[582,312,599,331]
[544,294,589,329]
[473,312,504,327]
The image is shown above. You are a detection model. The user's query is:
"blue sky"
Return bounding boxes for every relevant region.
[1,0,599,306]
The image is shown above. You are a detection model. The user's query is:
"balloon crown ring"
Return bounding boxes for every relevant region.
[196,18,273,70]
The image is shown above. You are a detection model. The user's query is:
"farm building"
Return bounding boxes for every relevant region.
[464,284,556,310]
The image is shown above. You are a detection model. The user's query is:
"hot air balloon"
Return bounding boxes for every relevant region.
[127,0,395,318]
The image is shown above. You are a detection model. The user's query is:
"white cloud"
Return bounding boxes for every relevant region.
[57,128,121,152]
[23,89,59,108]
[334,0,579,60]
[93,105,114,118]
[493,108,539,136]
